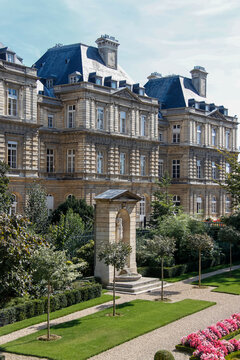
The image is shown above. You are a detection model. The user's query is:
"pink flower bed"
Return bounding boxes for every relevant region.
[181,313,240,360]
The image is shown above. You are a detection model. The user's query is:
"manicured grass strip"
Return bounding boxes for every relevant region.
[192,268,240,295]
[167,263,240,283]
[0,293,115,337]
[1,299,215,360]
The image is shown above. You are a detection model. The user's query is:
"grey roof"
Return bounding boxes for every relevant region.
[0,42,23,64]
[144,75,213,109]
[34,43,134,89]
[95,189,141,201]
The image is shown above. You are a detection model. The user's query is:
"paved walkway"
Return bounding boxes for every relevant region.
[1,265,240,360]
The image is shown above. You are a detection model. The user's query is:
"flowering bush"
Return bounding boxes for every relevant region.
[180,313,240,360]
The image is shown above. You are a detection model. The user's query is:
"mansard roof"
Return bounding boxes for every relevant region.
[144,75,207,109]
[34,43,134,86]
[0,42,23,64]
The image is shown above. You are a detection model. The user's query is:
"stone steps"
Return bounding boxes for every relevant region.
[106,277,164,295]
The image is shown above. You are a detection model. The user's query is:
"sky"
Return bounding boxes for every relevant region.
[1,0,240,123]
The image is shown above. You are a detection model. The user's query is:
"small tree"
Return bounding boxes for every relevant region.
[25,183,48,234]
[186,234,214,287]
[218,226,240,273]
[0,160,13,214]
[98,241,132,316]
[147,235,176,300]
[31,246,79,339]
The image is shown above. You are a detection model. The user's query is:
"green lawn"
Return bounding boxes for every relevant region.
[0,293,115,337]
[1,299,215,360]
[167,263,240,283]
[192,268,240,295]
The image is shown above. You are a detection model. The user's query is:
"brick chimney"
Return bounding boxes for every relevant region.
[190,66,208,97]
[96,34,119,70]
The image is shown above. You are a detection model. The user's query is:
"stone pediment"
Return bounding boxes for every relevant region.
[95,189,141,201]
[112,88,140,102]
[208,109,226,120]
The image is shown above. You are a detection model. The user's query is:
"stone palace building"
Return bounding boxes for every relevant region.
[0,36,238,224]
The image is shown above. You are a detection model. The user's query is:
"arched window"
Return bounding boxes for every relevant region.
[211,196,217,214]
[46,194,54,216]
[173,195,181,207]
[67,194,73,200]
[196,196,202,214]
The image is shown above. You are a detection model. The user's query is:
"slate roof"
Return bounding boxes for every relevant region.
[144,75,213,109]
[34,43,134,88]
[0,42,23,65]
[95,189,141,201]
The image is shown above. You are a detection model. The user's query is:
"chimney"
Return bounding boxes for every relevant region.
[147,72,162,80]
[95,34,119,70]
[190,66,208,97]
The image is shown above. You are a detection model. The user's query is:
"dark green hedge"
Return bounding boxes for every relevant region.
[0,283,101,327]
[138,264,187,279]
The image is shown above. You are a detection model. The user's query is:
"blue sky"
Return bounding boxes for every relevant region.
[1,0,240,123]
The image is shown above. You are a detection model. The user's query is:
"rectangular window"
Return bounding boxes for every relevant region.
[197,196,202,214]
[141,115,146,136]
[48,115,53,128]
[47,149,54,173]
[212,128,216,146]
[172,159,180,178]
[46,79,53,88]
[120,111,126,134]
[95,77,102,85]
[172,124,180,143]
[97,107,104,130]
[212,196,217,213]
[197,125,202,145]
[226,130,230,149]
[8,88,17,116]
[158,160,163,178]
[225,196,231,213]
[7,53,14,62]
[226,162,230,174]
[111,81,117,89]
[67,105,75,128]
[197,160,201,179]
[140,155,146,176]
[67,149,75,173]
[120,152,126,175]
[159,132,163,142]
[8,142,17,169]
[212,161,216,179]
[69,76,78,84]
[97,151,104,174]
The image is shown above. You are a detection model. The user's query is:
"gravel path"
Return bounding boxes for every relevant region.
[1,265,240,360]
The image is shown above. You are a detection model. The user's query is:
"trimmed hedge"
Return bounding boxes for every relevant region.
[0,283,101,327]
[138,264,187,279]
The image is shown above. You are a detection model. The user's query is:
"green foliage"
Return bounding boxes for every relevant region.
[147,235,176,262]
[0,213,45,306]
[150,172,176,226]
[50,196,94,228]
[98,241,132,271]
[0,284,102,327]
[25,183,48,234]
[223,210,240,231]
[74,240,94,276]
[186,233,214,253]
[0,160,13,214]
[216,150,240,207]
[154,350,175,360]
[48,209,86,257]
[218,226,240,244]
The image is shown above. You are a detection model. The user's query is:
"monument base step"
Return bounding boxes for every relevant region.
[106,277,164,294]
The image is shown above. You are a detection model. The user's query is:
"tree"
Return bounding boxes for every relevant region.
[186,233,214,287]
[48,209,86,257]
[31,246,80,340]
[147,235,176,300]
[150,172,177,226]
[25,183,48,233]
[216,150,240,207]
[0,213,45,306]
[74,240,94,276]
[0,160,13,214]
[98,241,132,316]
[218,226,240,273]
[50,196,94,228]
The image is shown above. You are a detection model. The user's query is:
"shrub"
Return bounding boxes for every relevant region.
[0,307,16,327]
[154,350,175,360]
[32,299,45,316]
[25,302,35,318]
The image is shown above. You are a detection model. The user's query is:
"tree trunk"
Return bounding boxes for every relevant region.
[161,258,164,301]
[47,281,51,339]
[199,250,201,288]
[113,266,116,316]
[230,241,232,274]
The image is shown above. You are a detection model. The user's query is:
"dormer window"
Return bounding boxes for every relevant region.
[111,80,117,89]
[7,53,14,63]
[133,84,145,95]
[69,76,78,84]
[95,77,102,85]
[68,71,81,84]
[139,88,145,96]
[46,79,53,88]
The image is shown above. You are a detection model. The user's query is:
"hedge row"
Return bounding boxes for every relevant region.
[138,264,187,279]
[0,283,102,327]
